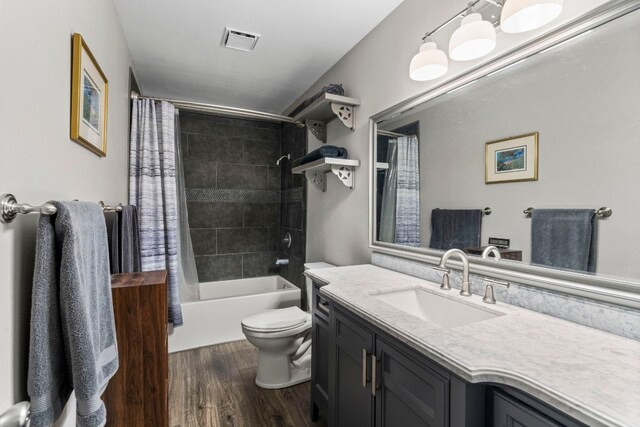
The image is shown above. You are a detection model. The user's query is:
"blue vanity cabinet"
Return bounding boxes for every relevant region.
[329,305,464,427]
[330,306,375,427]
[313,289,586,427]
[374,337,449,427]
[488,388,586,427]
[311,282,331,421]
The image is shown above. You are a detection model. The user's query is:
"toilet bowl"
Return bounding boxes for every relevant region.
[241,262,334,389]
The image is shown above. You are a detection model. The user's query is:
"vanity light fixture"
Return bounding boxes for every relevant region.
[409,0,565,82]
[501,0,564,33]
[409,41,449,81]
[410,0,501,82]
[449,10,497,61]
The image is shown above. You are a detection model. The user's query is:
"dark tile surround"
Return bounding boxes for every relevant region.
[181,112,307,287]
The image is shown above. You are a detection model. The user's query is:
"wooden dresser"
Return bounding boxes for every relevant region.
[103,270,168,426]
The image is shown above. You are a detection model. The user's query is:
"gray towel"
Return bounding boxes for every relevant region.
[120,205,141,273]
[300,145,348,165]
[429,209,482,250]
[105,211,120,274]
[531,209,596,272]
[28,201,119,427]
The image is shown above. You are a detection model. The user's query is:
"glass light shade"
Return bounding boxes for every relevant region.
[449,13,497,61]
[501,0,564,33]
[409,42,448,81]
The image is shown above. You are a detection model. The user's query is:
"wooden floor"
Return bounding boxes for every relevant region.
[169,340,326,427]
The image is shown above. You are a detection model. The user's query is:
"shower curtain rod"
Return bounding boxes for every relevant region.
[131,92,296,124]
[378,130,415,138]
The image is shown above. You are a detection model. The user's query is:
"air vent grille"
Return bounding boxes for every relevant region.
[222,27,260,52]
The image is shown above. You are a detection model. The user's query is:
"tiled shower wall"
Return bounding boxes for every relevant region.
[180,112,307,288]
[279,124,308,288]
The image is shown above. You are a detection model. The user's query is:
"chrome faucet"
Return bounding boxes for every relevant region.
[433,249,471,296]
[481,245,502,260]
[275,258,289,266]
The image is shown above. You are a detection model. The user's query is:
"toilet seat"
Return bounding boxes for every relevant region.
[242,306,309,333]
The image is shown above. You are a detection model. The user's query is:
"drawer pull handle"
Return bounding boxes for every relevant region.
[317,300,330,315]
[362,348,368,388]
[371,354,377,397]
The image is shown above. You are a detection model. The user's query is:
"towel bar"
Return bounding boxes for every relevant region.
[1,194,126,224]
[0,194,57,224]
[99,201,123,212]
[523,207,612,218]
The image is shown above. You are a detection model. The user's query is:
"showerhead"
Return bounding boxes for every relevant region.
[276,154,290,165]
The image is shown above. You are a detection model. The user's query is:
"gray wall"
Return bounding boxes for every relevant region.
[0,0,133,412]
[181,112,283,282]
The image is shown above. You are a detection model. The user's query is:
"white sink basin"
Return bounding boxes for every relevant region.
[373,288,503,328]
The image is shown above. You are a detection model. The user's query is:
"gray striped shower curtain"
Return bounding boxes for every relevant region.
[129,99,183,326]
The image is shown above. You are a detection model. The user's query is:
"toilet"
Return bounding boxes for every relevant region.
[241,262,335,389]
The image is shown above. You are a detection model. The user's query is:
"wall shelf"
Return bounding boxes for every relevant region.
[292,158,360,191]
[292,93,361,143]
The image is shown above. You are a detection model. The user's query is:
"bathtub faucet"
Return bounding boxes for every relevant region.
[275,258,289,266]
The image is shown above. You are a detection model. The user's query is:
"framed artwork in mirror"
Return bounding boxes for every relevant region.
[485,132,538,184]
[70,33,108,157]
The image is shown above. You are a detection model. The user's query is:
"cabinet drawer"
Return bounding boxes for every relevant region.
[313,282,331,322]
[491,390,562,427]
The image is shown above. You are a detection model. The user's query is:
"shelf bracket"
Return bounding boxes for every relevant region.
[305,119,326,143]
[330,165,355,189]
[330,103,355,130]
[304,171,327,192]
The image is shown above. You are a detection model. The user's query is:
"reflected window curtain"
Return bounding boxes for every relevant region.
[379,140,398,243]
[129,99,183,326]
[395,136,420,246]
[174,110,200,302]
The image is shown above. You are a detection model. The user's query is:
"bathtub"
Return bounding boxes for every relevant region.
[168,276,301,353]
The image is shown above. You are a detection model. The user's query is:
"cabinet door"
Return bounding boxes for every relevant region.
[375,338,449,427]
[490,390,563,427]
[331,308,375,427]
[311,313,330,420]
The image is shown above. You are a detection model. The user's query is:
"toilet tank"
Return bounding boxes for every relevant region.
[303,262,335,311]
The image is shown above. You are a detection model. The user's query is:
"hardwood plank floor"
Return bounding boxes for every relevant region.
[169,340,327,427]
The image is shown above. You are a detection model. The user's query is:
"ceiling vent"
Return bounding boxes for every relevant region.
[222,27,260,52]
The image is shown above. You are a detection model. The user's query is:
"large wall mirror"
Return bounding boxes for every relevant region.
[370,0,640,307]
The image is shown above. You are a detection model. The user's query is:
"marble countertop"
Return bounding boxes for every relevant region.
[306,264,640,427]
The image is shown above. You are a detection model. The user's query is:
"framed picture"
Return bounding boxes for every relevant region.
[70,33,108,156]
[485,132,538,184]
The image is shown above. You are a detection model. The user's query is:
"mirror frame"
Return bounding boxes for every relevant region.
[369,0,640,310]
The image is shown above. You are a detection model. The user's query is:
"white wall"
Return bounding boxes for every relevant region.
[297,0,610,267]
[0,0,133,412]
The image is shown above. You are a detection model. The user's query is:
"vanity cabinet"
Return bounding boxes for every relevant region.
[312,281,586,427]
[374,337,449,427]
[330,307,454,427]
[332,308,375,426]
[311,282,331,421]
[488,388,585,427]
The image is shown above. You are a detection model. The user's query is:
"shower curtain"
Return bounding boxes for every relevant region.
[379,140,398,242]
[380,136,420,246]
[129,99,183,326]
[175,112,200,302]
[395,136,420,246]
